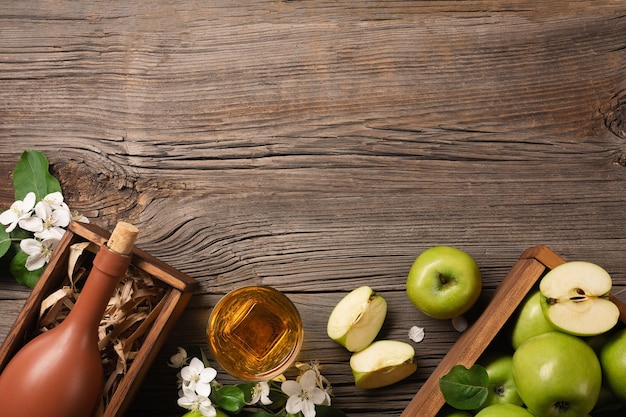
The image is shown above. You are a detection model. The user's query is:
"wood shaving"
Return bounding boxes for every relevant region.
[37,243,167,413]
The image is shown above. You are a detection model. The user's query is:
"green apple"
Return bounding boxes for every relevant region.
[476,353,523,410]
[406,246,482,319]
[326,286,387,352]
[350,340,417,389]
[474,404,534,417]
[512,331,602,417]
[600,328,626,401]
[539,261,619,336]
[508,289,556,349]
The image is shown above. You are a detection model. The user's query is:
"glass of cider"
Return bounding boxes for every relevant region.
[207,286,304,381]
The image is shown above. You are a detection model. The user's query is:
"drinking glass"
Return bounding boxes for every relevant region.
[207,286,304,381]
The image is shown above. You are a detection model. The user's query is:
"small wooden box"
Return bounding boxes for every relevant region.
[401,245,626,417]
[0,221,199,417]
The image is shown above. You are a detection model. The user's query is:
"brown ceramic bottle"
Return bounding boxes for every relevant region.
[0,221,138,417]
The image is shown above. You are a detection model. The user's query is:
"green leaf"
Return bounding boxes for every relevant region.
[12,150,61,201]
[315,405,348,417]
[236,382,256,403]
[212,385,245,413]
[439,364,489,410]
[265,384,287,410]
[0,227,10,258]
[9,250,44,288]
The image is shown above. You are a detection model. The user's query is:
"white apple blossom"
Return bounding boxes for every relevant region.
[168,347,189,368]
[295,361,332,406]
[180,357,217,397]
[281,369,327,417]
[247,381,272,405]
[19,194,71,240]
[177,387,216,417]
[20,237,59,271]
[0,192,36,233]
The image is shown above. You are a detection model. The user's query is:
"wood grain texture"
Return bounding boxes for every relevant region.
[1,1,626,415]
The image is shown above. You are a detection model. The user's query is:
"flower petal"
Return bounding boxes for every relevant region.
[177,387,198,409]
[22,192,36,211]
[20,238,42,256]
[43,192,63,207]
[199,401,217,417]
[168,347,188,368]
[321,390,332,406]
[25,253,46,271]
[34,201,51,221]
[299,369,318,390]
[309,386,327,405]
[189,357,205,371]
[0,210,17,227]
[52,207,71,228]
[281,379,302,397]
[199,366,217,384]
[35,226,65,241]
[19,216,43,233]
[301,399,317,417]
[285,395,303,415]
[195,381,212,397]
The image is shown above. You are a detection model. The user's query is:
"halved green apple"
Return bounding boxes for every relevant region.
[539,261,619,337]
[326,286,387,352]
[350,340,417,389]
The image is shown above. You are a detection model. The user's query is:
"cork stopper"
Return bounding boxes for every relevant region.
[106,221,139,255]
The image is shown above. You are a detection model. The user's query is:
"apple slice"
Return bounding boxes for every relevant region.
[350,340,417,389]
[326,286,387,352]
[539,261,619,336]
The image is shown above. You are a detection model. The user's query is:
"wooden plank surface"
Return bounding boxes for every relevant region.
[1,1,626,415]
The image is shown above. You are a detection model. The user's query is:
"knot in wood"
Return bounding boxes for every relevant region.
[604,89,626,140]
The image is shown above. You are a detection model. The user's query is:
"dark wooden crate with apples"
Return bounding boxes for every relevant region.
[401,245,626,417]
[0,221,199,417]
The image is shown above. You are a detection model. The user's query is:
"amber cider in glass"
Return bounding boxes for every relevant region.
[207,286,303,381]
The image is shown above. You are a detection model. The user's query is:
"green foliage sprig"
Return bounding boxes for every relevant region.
[439,364,489,410]
[169,346,346,417]
[0,150,88,287]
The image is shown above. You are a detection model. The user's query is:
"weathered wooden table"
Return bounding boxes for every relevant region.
[1,1,625,416]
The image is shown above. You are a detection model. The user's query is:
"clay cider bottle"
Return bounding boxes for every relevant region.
[0,221,139,417]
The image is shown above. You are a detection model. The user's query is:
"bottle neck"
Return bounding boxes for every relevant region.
[64,245,132,337]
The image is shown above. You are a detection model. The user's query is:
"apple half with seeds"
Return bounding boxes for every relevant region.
[350,340,417,389]
[326,286,387,352]
[539,261,619,336]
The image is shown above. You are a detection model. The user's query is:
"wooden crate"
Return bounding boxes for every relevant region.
[0,221,199,417]
[401,245,626,417]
